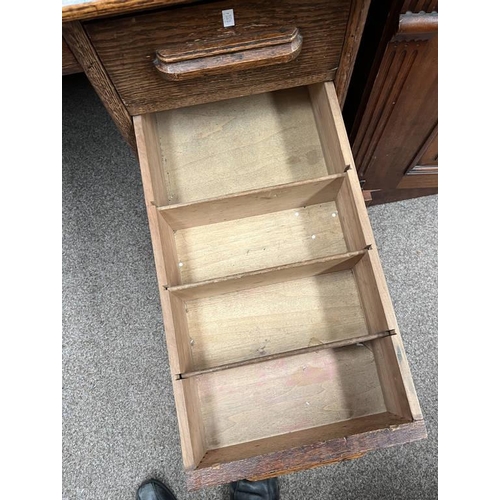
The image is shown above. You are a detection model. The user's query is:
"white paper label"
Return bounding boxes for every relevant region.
[222,9,235,27]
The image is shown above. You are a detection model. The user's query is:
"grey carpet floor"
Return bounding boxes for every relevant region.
[62,74,437,500]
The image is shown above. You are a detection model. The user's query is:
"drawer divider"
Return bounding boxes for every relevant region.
[179,329,396,380]
[168,250,366,300]
[157,173,345,230]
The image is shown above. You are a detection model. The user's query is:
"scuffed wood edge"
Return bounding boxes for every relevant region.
[62,0,195,22]
[247,452,366,481]
[186,419,426,490]
[335,0,371,108]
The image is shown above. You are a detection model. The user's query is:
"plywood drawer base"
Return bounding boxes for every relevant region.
[133,81,425,489]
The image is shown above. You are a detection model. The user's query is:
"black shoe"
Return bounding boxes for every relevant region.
[136,479,177,500]
[230,478,279,500]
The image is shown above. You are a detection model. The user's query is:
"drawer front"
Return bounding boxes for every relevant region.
[133,82,425,489]
[85,0,351,114]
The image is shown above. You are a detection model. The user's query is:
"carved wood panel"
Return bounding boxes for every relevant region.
[350,7,437,200]
[417,131,438,167]
[401,0,437,13]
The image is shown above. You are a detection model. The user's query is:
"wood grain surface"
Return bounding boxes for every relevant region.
[397,172,437,189]
[169,251,366,301]
[181,330,394,379]
[369,187,437,205]
[85,0,351,114]
[62,0,196,22]
[185,271,369,370]
[62,22,136,150]
[134,116,206,469]
[130,80,426,487]
[415,128,438,167]
[398,123,438,188]
[133,114,170,206]
[349,4,438,200]
[335,0,371,107]
[200,411,408,465]
[187,417,426,489]
[172,377,207,469]
[175,200,347,284]
[355,35,437,189]
[246,452,366,481]
[62,38,82,75]
[197,345,386,448]
[155,87,329,204]
[155,27,303,80]
[401,0,438,13]
[317,81,423,421]
[158,174,345,230]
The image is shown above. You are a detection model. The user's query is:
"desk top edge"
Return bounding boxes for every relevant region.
[62,0,197,23]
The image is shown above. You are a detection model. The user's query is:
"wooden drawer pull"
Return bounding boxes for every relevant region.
[154,27,303,81]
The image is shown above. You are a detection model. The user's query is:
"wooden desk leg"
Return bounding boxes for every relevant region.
[63,21,137,153]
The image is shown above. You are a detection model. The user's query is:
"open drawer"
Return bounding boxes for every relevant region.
[133,81,425,490]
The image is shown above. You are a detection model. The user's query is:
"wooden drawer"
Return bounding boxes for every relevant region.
[133,81,426,489]
[84,0,352,114]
